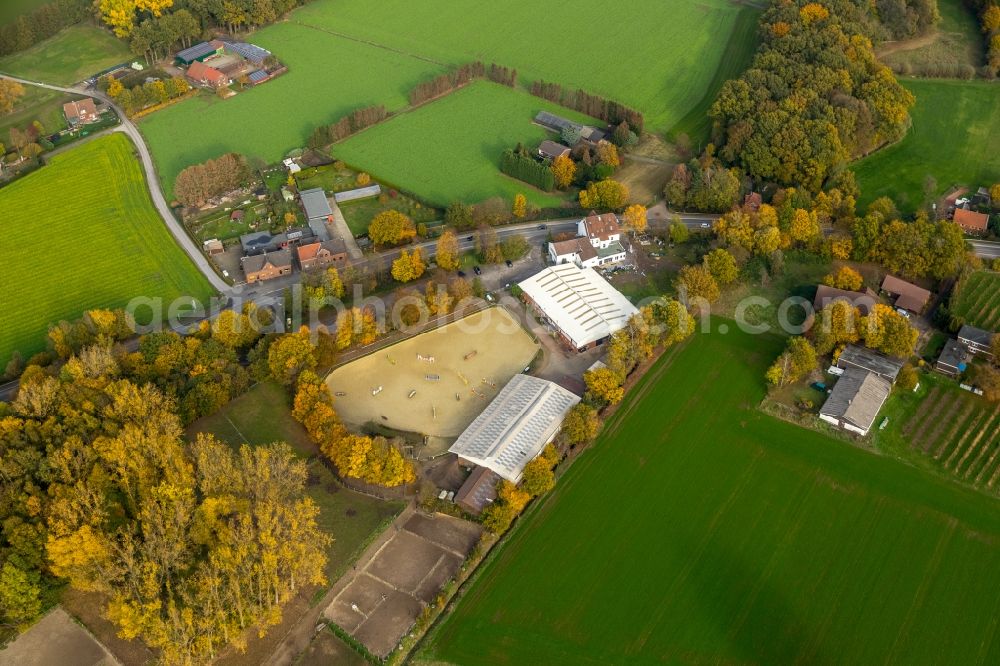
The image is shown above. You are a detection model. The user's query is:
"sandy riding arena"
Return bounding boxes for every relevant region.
[325,307,539,437]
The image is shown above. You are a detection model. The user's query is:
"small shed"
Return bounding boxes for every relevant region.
[230,210,245,222]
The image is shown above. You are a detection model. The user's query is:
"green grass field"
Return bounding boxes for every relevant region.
[187,381,404,584]
[295,0,755,133]
[140,21,445,201]
[950,270,1000,330]
[423,326,1000,664]
[0,24,131,85]
[141,0,757,201]
[854,79,1000,212]
[332,81,595,207]
[0,133,213,367]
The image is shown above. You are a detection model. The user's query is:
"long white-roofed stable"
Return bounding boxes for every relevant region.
[449,374,580,482]
[518,263,638,351]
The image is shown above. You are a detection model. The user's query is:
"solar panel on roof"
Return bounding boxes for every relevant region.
[248,70,268,84]
[176,42,216,62]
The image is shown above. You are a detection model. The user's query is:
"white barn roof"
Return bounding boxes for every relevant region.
[449,374,580,481]
[519,263,637,349]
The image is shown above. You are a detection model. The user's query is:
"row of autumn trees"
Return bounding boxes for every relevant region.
[105,74,191,116]
[408,62,517,106]
[709,0,917,192]
[970,0,1000,73]
[529,81,645,134]
[709,182,966,282]
[0,306,337,662]
[95,0,307,39]
[174,152,252,206]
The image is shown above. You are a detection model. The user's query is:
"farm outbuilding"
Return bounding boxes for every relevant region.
[175,40,224,65]
[958,325,993,356]
[224,41,272,65]
[518,263,637,350]
[881,274,930,313]
[813,284,878,316]
[836,345,904,382]
[819,368,891,436]
[299,187,334,241]
[954,207,989,233]
[449,374,580,482]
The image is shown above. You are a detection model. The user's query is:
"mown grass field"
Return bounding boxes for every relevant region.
[140,21,445,201]
[141,0,757,201]
[187,381,404,584]
[951,270,1000,330]
[332,81,595,207]
[0,24,131,85]
[0,133,213,367]
[854,79,1000,212]
[422,325,1000,664]
[875,374,1000,496]
[295,0,756,133]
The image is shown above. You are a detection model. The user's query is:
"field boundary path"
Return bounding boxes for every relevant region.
[0,74,232,295]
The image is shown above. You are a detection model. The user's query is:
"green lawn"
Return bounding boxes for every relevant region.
[295,0,755,133]
[854,79,1000,212]
[332,80,595,207]
[187,381,404,584]
[950,270,1000,330]
[0,24,131,85]
[423,325,1000,664]
[140,20,445,201]
[0,133,214,367]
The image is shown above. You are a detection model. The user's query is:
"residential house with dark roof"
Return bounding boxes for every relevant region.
[958,325,993,356]
[242,250,292,283]
[813,285,878,316]
[836,344,905,381]
[297,238,348,271]
[537,140,570,161]
[547,211,626,268]
[240,231,277,255]
[454,466,501,515]
[936,338,969,376]
[953,207,989,233]
[819,367,892,436]
[881,275,931,313]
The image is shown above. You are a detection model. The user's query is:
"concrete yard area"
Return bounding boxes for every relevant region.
[325,307,539,437]
[0,607,117,666]
[323,512,483,659]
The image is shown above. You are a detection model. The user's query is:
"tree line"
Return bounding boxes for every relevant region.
[0,0,90,57]
[174,152,252,207]
[709,0,917,192]
[105,74,191,117]
[408,62,517,106]
[968,0,1000,74]
[500,145,555,191]
[306,104,388,149]
[95,0,309,39]
[529,80,645,134]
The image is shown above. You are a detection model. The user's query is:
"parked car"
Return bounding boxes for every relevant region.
[473,265,482,275]
[466,235,474,241]
[699,222,710,229]
[538,224,546,230]
[505,259,513,267]
[457,270,466,277]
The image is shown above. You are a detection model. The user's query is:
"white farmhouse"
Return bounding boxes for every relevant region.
[547,211,627,269]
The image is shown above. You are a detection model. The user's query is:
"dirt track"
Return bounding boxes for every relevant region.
[326,308,538,437]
